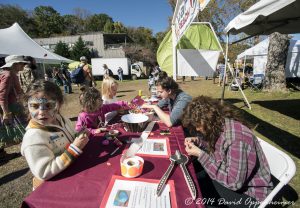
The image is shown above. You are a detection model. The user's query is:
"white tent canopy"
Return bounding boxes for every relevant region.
[0,23,72,64]
[237,38,300,77]
[224,0,300,36]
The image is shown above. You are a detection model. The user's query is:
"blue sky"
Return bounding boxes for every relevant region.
[1,0,299,39]
[0,0,173,34]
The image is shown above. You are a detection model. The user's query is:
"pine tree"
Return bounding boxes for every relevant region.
[70,36,91,61]
[54,41,70,58]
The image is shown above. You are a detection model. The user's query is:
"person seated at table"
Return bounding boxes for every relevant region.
[76,87,127,136]
[101,75,118,104]
[142,77,192,127]
[182,96,273,206]
[21,80,89,189]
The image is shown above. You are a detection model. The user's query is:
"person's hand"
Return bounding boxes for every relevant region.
[141,103,154,109]
[93,81,97,87]
[2,112,12,125]
[184,137,199,146]
[95,128,107,134]
[185,141,201,157]
[73,132,89,150]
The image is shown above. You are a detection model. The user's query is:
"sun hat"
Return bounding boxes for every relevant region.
[0,55,29,69]
[80,56,87,62]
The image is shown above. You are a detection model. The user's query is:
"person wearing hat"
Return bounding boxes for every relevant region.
[0,55,28,164]
[79,56,96,87]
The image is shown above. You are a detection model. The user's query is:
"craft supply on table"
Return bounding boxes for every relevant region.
[120,156,144,178]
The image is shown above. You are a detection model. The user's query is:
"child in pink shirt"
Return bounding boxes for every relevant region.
[75,87,126,136]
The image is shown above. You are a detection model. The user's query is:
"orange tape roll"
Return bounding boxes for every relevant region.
[120,156,144,178]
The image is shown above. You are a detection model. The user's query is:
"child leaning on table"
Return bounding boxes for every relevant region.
[76,87,127,136]
[21,80,89,189]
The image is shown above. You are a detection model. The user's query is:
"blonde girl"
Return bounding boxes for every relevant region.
[101,75,118,104]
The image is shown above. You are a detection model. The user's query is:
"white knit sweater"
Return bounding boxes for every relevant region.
[21,115,82,180]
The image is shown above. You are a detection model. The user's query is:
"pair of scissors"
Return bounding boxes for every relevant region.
[156,150,196,200]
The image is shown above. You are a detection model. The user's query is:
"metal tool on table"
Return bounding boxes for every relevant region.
[156,150,197,200]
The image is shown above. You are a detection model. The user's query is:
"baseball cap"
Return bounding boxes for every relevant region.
[80,56,87,62]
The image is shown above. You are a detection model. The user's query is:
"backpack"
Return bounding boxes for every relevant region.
[108,69,114,77]
[70,66,85,84]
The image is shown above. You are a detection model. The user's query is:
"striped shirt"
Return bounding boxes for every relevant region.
[198,118,273,201]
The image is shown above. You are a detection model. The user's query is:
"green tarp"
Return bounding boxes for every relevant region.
[156,24,222,76]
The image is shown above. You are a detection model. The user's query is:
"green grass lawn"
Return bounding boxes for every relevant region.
[1,77,299,207]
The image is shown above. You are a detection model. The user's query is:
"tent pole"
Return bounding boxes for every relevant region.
[42,61,46,79]
[221,34,229,103]
[221,34,252,110]
[243,55,246,79]
[171,24,177,81]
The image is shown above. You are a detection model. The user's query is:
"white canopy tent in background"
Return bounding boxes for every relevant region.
[0,23,72,64]
[237,38,300,77]
[223,0,300,109]
[224,0,300,37]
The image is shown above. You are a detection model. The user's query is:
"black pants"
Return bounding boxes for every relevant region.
[196,167,258,208]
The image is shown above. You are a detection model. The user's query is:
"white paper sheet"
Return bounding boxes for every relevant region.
[131,138,168,156]
[105,179,171,208]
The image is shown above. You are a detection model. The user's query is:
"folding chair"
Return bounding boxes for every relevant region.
[250,74,264,91]
[256,137,296,208]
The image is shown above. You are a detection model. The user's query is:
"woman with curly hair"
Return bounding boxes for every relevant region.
[182,96,273,207]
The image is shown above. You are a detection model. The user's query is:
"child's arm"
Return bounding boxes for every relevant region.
[75,114,105,136]
[21,131,88,180]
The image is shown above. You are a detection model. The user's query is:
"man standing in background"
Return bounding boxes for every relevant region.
[117,66,123,81]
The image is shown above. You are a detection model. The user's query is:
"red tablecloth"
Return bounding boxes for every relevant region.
[22,122,205,208]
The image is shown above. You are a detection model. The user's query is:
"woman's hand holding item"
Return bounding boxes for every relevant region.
[73,132,89,150]
[184,137,199,146]
[141,103,154,109]
[184,138,202,157]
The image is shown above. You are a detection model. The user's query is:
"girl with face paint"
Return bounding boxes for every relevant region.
[21,80,89,189]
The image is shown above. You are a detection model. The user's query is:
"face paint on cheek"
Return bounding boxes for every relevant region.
[30,111,39,119]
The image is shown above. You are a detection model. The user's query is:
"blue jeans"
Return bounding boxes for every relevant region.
[118,73,123,81]
[62,79,72,94]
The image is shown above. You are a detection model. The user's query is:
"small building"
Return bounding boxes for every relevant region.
[33,32,133,58]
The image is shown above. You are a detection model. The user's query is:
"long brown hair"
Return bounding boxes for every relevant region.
[182,96,249,153]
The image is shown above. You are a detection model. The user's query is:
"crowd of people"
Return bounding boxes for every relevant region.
[0,54,273,205]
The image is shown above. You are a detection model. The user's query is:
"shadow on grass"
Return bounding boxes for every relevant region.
[117,90,135,93]
[116,95,126,98]
[0,167,29,186]
[69,117,78,122]
[252,99,300,120]
[225,98,300,159]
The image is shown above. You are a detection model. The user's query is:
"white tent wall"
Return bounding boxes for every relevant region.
[177,49,220,77]
[253,55,268,75]
[238,38,300,78]
[0,23,71,64]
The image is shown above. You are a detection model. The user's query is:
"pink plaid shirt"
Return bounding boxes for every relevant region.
[198,119,273,201]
